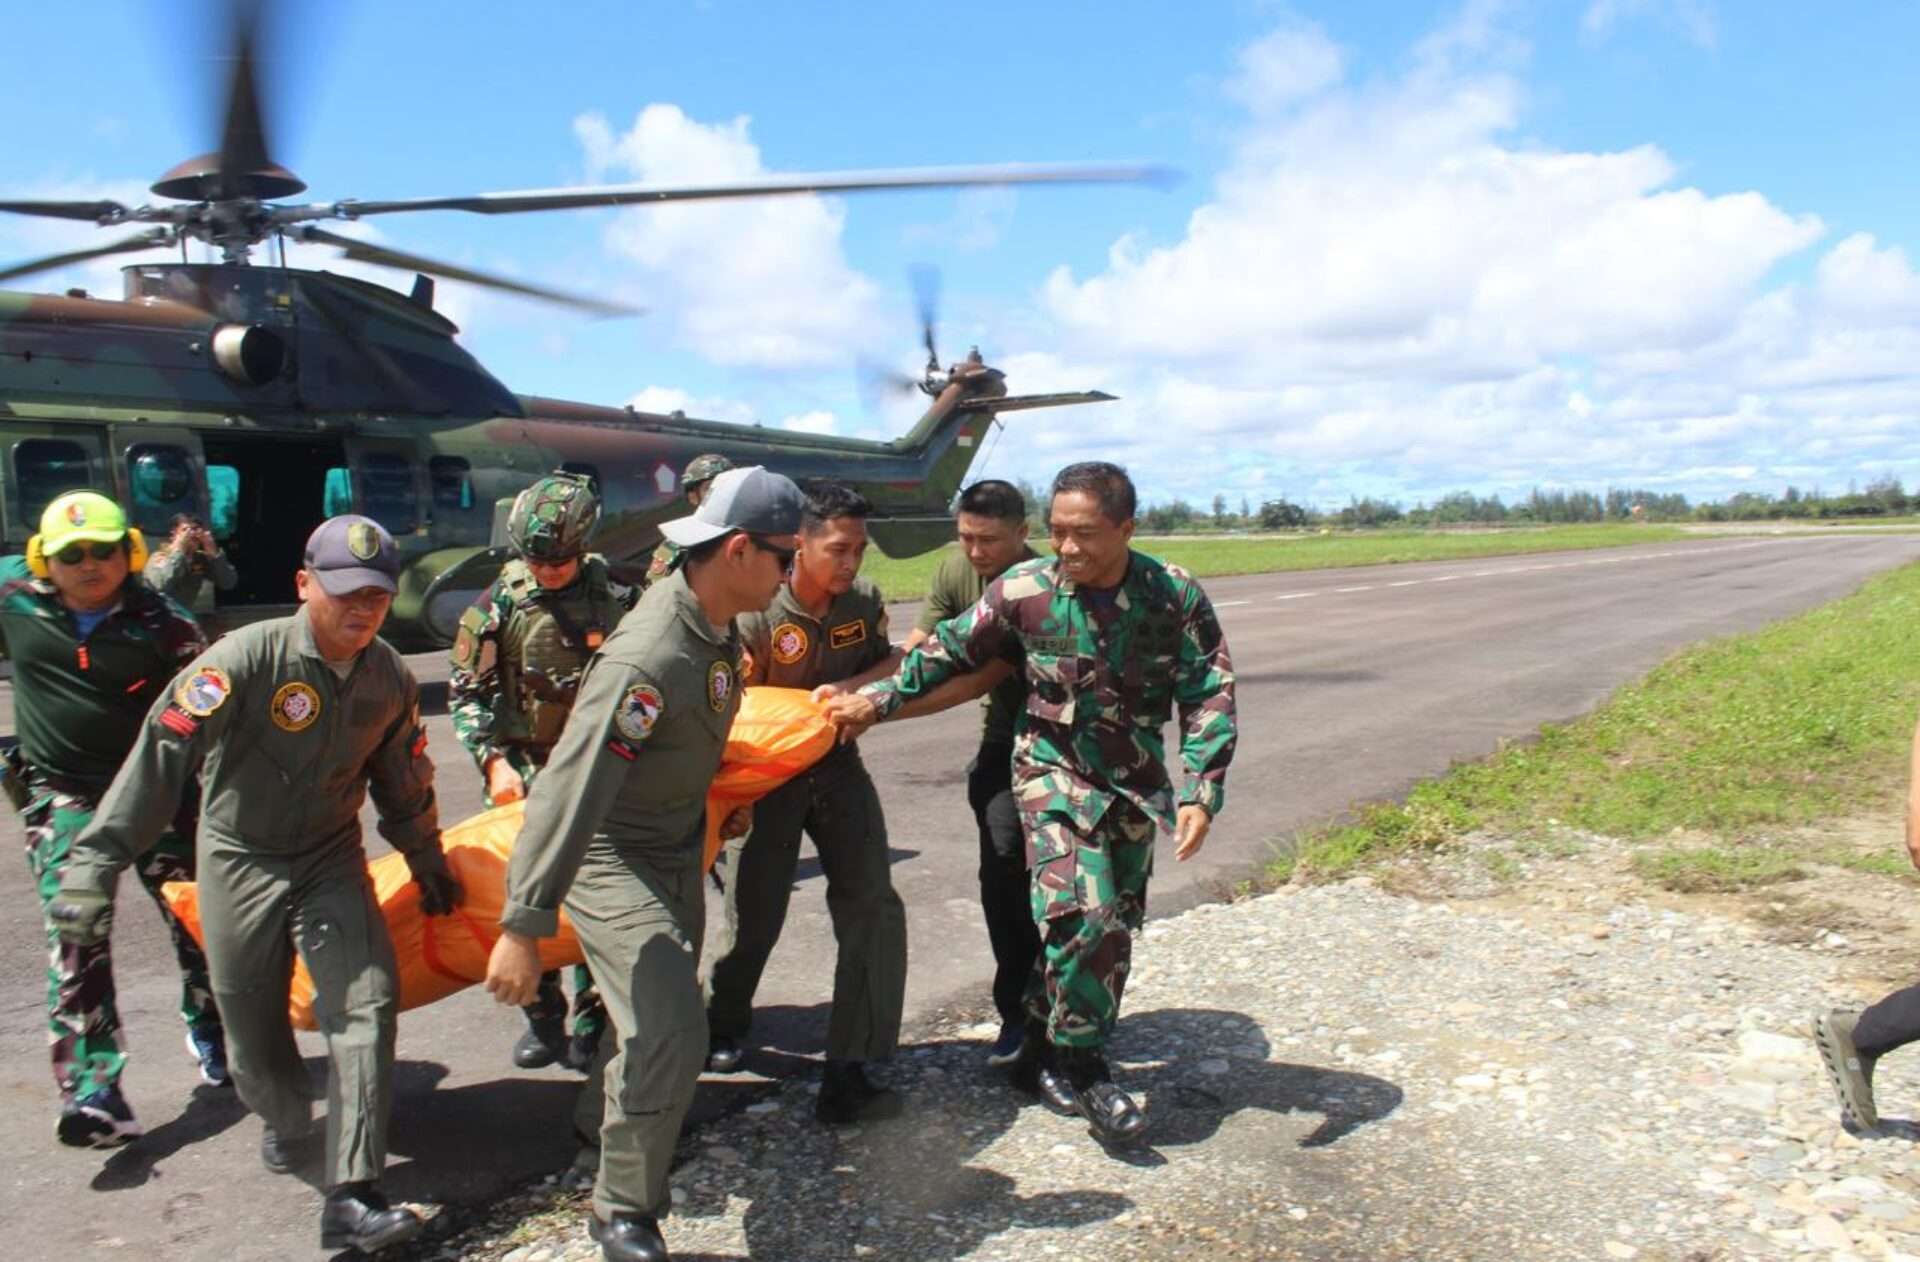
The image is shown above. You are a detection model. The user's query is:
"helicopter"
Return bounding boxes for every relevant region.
[0,3,1147,647]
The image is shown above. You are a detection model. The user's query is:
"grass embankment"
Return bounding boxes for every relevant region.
[1276,560,1920,886]
[861,523,1694,603]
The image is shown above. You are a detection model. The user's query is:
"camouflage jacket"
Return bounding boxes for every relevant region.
[448,555,638,777]
[861,551,1236,852]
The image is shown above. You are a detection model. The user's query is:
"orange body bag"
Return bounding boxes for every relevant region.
[162,686,837,1029]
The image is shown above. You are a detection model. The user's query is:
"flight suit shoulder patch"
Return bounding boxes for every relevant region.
[771,621,809,664]
[614,682,665,744]
[708,659,736,712]
[157,705,199,738]
[829,618,867,650]
[270,681,322,732]
[175,665,232,717]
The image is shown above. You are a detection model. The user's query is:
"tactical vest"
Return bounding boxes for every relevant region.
[496,556,620,748]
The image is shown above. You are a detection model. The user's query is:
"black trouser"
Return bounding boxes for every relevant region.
[968,742,1041,1026]
[1856,984,1920,1059]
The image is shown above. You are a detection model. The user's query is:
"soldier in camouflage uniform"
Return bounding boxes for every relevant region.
[0,490,225,1149]
[832,461,1236,1146]
[645,453,732,581]
[449,472,637,1071]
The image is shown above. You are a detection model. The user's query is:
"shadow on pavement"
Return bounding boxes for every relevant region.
[91,1080,250,1191]
[669,1033,1133,1262]
[1115,1007,1403,1151]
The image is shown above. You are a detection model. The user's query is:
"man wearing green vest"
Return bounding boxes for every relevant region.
[450,472,638,1071]
[485,465,804,1262]
[704,481,908,1126]
[52,515,457,1253]
[0,490,223,1148]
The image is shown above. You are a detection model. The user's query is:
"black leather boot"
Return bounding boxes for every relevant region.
[319,1182,422,1252]
[590,1210,670,1261]
[704,1034,745,1074]
[1058,1048,1148,1147]
[815,1060,903,1125]
[259,1125,310,1175]
[513,1015,567,1069]
[1008,1023,1076,1116]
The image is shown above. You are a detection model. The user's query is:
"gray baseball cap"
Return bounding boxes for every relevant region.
[658,466,805,548]
[304,515,402,596]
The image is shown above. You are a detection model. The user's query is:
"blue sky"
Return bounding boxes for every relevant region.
[5,1,1919,509]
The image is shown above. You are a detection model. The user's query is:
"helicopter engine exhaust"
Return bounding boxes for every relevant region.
[211,324,288,385]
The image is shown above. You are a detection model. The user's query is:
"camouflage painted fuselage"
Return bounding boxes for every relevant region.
[0,261,1080,646]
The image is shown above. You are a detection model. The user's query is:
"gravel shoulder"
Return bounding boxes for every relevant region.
[403,822,1920,1262]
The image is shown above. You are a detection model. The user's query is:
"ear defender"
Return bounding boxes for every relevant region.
[24,529,147,575]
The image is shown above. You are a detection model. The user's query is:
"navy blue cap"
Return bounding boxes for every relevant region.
[304,515,401,596]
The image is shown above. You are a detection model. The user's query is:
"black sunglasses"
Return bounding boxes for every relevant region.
[747,535,796,567]
[54,541,121,566]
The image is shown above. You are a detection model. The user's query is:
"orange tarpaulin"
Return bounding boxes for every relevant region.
[162,686,836,1030]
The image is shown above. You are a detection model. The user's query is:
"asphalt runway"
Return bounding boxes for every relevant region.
[4,533,1918,1259]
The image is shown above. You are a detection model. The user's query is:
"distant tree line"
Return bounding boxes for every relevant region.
[979,472,1917,534]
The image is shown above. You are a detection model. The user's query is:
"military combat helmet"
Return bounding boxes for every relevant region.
[681,453,734,492]
[507,472,600,562]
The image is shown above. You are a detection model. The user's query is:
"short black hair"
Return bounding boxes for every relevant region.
[956,479,1026,524]
[799,480,873,535]
[1049,461,1136,524]
[680,532,733,569]
[169,513,205,533]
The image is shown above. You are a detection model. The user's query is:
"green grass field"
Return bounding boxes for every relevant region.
[859,523,1695,602]
[1275,559,1920,883]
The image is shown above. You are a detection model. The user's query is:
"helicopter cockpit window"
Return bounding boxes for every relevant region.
[358,452,419,535]
[559,462,601,499]
[13,439,94,529]
[126,444,195,534]
[429,456,474,511]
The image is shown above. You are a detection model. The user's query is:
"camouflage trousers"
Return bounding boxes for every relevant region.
[21,781,218,1100]
[1024,800,1154,1050]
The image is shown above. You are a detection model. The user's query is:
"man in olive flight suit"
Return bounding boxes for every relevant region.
[0,490,224,1148]
[645,452,733,580]
[52,515,459,1254]
[450,472,637,1071]
[703,480,909,1125]
[485,466,804,1262]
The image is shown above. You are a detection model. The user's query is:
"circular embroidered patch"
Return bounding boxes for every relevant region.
[615,683,665,743]
[707,660,735,712]
[65,500,87,527]
[270,681,322,732]
[346,521,382,560]
[771,621,809,665]
[175,666,232,717]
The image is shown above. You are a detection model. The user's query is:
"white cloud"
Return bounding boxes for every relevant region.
[575,105,885,369]
[1582,0,1718,49]
[780,410,837,435]
[1004,7,1920,510]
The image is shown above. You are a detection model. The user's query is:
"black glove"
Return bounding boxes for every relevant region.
[407,854,462,917]
[49,888,112,946]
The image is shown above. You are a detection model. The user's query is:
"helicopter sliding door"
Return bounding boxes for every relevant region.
[0,425,109,550]
[200,433,349,606]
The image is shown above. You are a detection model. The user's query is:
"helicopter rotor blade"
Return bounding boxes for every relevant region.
[909,264,941,369]
[281,161,1178,223]
[0,199,131,224]
[0,228,173,285]
[294,225,643,318]
[151,0,306,201]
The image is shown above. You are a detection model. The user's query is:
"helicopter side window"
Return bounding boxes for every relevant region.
[205,465,240,540]
[429,456,474,511]
[559,462,601,500]
[13,439,95,530]
[322,467,354,518]
[358,452,419,535]
[125,444,196,535]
